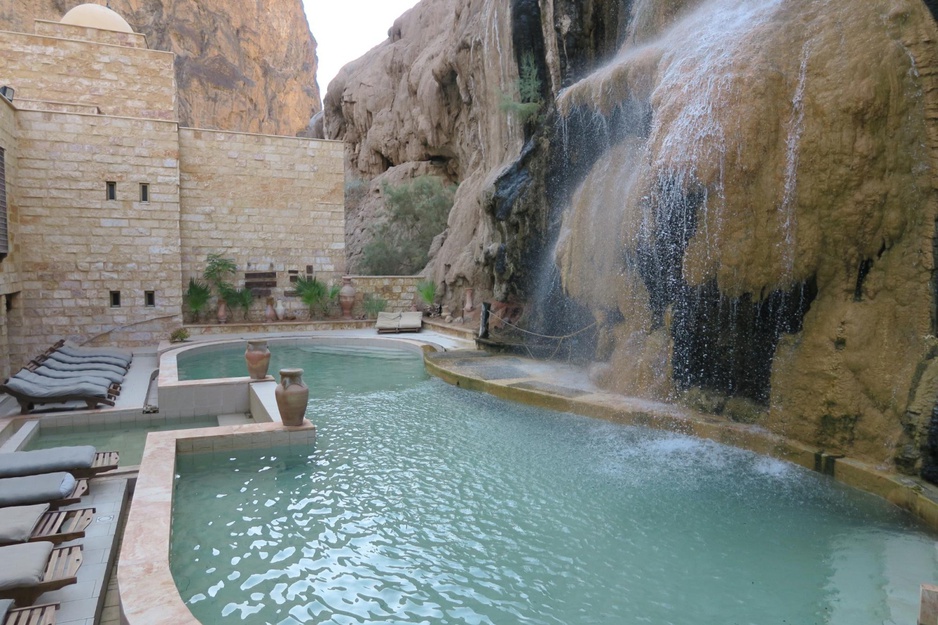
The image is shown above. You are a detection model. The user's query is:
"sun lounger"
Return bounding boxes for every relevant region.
[13,370,119,397]
[40,351,128,371]
[32,356,126,377]
[375,311,423,333]
[0,599,58,625]
[0,473,88,509]
[28,364,124,386]
[0,446,119,479]
[0,542,82,605]
[399,311,423,332]
[0,378,116,414]
[0,504,94,546]
[51,339,132,363]
[55,340,132,366]
[375,312,402,333]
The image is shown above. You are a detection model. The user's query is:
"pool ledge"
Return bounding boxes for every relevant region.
[423,350,938,531]
[118,420,316,625]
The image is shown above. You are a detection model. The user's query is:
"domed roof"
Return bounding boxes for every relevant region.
[60,4,134,33]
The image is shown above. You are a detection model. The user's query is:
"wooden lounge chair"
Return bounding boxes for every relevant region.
[0,473,88,510]
[27,363,124,386]
[39,351,128,371]
[55,339,132,364]
[0,377,116,414]
[0,543,82,605]
[0,599,57,625]
[375,311,423,333]
[0,504,94,546]
[0,446,120,479]
[13,370,119,397]
[375,312,402,333]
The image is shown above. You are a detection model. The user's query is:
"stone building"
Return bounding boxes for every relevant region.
[0,4,346,377]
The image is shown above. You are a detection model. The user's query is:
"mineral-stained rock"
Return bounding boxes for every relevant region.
[326,0,938,474]
[0,0,320,135]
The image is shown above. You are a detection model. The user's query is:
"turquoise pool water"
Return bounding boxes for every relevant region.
[170,357,938,625]
[26,417,217,466]
[176,343,426,391]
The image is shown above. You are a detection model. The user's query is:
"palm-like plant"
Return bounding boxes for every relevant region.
[183,277,212,323]
[416,280,437,309]
[294,276,329,319]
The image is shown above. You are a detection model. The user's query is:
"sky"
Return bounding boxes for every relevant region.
[302,0,422,97]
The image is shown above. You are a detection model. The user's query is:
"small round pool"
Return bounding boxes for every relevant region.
[170,348,938,625]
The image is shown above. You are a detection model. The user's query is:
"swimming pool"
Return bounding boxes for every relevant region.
[170,372,938,624]
[176,343,426,390]
[26,417,218,466]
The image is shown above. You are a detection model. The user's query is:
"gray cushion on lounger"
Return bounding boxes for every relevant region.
[46,351,127,369]
[15,369,112,392]
[41,357,126,376]
[0,473,76,507]
[399,311,423,331]
[0,446,96,479]
[0,504,49,543]
[63,340,132,361]
[0,541,54,590]
[34,364,123,385]
[0,599,12,621]
[1,377,109,401]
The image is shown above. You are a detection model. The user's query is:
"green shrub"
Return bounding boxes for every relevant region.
[170,327,190,343]
[363,294,387,317]
[416,280,437,306]
[499,52,543,123]
[361,176,456,275]
[183,278,212,323]
[295,276,330,318]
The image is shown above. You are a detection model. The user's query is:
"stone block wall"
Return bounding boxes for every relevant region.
[0,29,175,120]
[0,97,22,377]
[179,129,346,304]
[344,276,422,315]
[14,109,183,358]
[33,19,149,49]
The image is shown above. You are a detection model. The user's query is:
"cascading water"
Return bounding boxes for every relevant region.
[526,0,938,466]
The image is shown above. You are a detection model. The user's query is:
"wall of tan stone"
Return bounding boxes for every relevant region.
[0,97,22,377]
[0,28,174,120]
[33,19,149,49]
[178,129,346,310]
[344,276,422,315]
[14,109,183,359]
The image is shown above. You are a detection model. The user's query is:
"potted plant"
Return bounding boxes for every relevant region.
[203,253,237,323]
[183,277,211,323]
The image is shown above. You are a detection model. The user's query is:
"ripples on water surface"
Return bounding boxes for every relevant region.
[171,351,938,625]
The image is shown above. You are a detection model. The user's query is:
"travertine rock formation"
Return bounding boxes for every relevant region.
[326,0,938,475]
[0,0,319,135]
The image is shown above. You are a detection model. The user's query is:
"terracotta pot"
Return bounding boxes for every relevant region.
[217,299,228,324]
[338,277,356,320]
[275,368,309,426]
[265,302,277,322]
[244,340,271,380]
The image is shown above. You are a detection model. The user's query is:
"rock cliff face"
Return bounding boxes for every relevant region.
[326,0,938,476]
[0,0,319,135]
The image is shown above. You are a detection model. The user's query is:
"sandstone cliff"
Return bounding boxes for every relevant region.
[0,0,320,135]
[325,0,938,477]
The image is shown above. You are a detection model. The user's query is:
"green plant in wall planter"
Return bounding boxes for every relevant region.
[363,294,387,318]
[203,253,237,323]
[295,276,330,319]
[416,280,437,314]
[183,277,211,323]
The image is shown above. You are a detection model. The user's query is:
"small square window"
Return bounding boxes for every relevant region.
[140,183,149,203]
[106,181,116,201]
[109,291,121,307]
[144,290,155,307]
